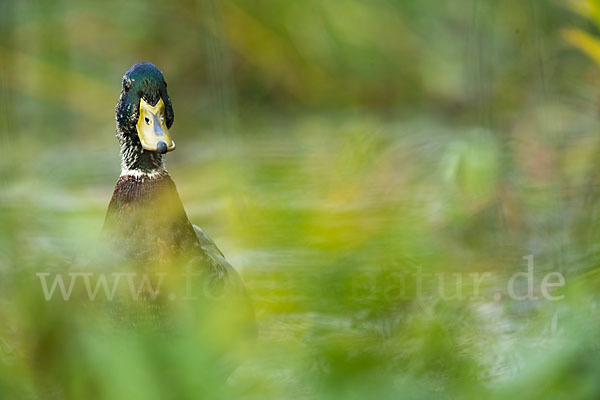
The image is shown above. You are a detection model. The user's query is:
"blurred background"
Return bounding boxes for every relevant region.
[2,0,600,398]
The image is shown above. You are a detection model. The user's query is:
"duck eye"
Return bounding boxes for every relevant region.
[145,116,150,125]
[160,116,165,124]
[123,80,131,92]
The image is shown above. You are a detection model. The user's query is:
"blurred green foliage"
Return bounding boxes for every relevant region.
[1,0,600,399]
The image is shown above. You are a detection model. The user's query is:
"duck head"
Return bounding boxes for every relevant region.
[116,62,175,172]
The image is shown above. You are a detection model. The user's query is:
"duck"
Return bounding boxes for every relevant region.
[102,62,256,335]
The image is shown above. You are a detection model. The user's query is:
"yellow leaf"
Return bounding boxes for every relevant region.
[563,28,600,66]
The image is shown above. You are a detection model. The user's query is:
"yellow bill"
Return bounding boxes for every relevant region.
[136,97,175,154]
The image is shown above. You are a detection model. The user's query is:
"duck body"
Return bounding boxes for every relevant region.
[104,170,199,263]
[102,62,256,336]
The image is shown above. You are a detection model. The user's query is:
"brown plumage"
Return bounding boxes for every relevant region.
[104,172,201,263]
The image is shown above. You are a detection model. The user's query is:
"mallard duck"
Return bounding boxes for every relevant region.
[103,62,255,334]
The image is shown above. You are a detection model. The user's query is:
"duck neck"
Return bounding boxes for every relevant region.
[119,128,165,176]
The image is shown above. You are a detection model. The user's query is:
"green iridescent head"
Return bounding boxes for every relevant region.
[115,62,175,156]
